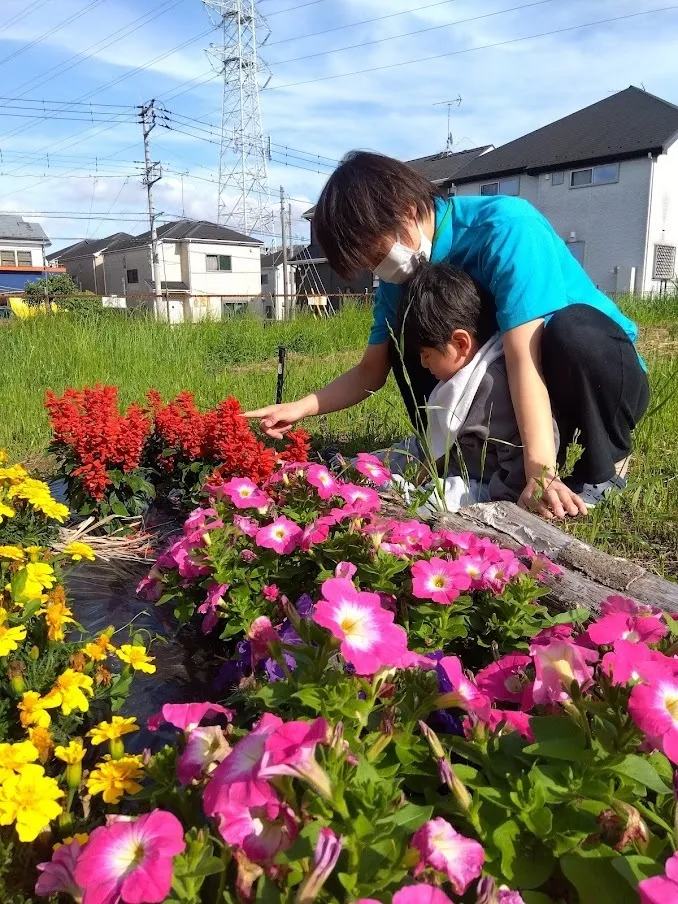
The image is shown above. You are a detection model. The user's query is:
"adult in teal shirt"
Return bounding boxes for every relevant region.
[248,152,649,519]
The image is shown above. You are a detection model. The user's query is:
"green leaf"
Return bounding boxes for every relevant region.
[560,851,639,904]
[390,803,433,833]
[492,819,555,888]
[524,807,553,837]
[524,716,590,761]
[612,855,664,888]
[523,894,556,904]
[611,754,673,795]
[109,498,129,517]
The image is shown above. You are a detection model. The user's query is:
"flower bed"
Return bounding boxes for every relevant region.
[4,446,677,903]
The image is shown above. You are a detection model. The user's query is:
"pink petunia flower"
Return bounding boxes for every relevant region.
[530,639,599,704]
[313,578,410,675]
[517,545,563,578]
[411,817,484,894]
[256,516,303,555]
[639,851,678,904]
[487,709,534,741]
[147,702,234,733]
[481,549,525,593]
[629,673,678,763]
[476,654,534,708]
[497,889,527,904]
[307,464,340,500]
[213,781,298,864]
[436,656,492,721]
[136,568,163,602]
[389,520,434,554]
[262,584,280,602]
[588,611,666,647]
[335,561,358,580]
[392,888,454,904]
[220,477,269,510]
[36,836,86,899]
[233,514,260,537]
[74,810,186,904]
[531,624,574,646]
[297,827,343,902]
[601,595,663,619]
[411,558,472,605]
[338,483,381,515]
[301,515,335,550]
[178,726,231,786]
[248,617,279,668]
[355,453,392,487]
[198,582,228,634]
[602,642,678,687]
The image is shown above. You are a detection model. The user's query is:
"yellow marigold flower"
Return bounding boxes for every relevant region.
[86,754,144,805]
[18,691,59,729]
[24,563,56,591]
[13,562,56,605]
[0,623,26,658]
[24,546,43,562]
[0,546,24,562]
[0,465,28,484]
[0,500,15,522]
[0,741,39,782]
[40,599,76,643]
[27,727,53,764]
[81,634,114,662]
[0,450,7,465]
[88,716,139,746]
[54,832,89,851]
[0,763,64,842]
[116,644,156,674]
[54,739,86,766]
[62,541,95,563]
[48,669,94,716]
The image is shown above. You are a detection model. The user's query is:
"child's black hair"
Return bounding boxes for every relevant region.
[314,151,441,279]
[398,263,498,350]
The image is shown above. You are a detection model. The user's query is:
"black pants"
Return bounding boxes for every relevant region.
[390,304,650,485]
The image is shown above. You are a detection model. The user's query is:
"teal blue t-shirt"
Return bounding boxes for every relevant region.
[369,195,640,351]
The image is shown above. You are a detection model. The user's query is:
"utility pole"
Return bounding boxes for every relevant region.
[433,95,462,153]
[140,100,165,320]
[280,186,290,321]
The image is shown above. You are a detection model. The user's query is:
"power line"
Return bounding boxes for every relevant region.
[2,0,186,102]
[265,0,329,16]
[0,0,54,35]
[269,0,559,67]
[268,5,678,90]
[267,0,468,46]
[0,0,107,68]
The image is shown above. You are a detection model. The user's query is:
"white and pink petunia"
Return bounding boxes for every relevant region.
[411,817,485,895]
[219,477,269,510]
[178,726,231,786]
[74,810,186,904]
[306,464,340,500]
[476,654,534,708]
[389,520,434,554]
[530,639,598,705]
[338,483,381,515]
[213,781,298,863]
[147,701,234,734]
[256,516,303,555]
[588,610,667,646]
[436,656,492,721]
[639,851,678,904]
[313,577,410,675]
[354,453,392,487]
[629,670,678,763]
[411,558,472,605]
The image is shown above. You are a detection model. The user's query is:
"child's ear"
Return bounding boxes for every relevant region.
[451,329,474,355]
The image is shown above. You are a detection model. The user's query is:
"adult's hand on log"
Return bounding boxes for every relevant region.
[518,475,587,520]
[243,398,313,440]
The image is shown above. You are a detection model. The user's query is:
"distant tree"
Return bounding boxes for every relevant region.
[24,273,102,313]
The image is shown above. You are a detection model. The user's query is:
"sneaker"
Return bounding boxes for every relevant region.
[568,474,628,509]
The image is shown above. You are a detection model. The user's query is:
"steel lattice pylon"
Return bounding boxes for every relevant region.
[203,0,274,239]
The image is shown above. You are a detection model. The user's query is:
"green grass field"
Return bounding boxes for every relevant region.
[1,296,676,576]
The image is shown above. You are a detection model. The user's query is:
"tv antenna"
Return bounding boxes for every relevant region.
[433,95,462,154]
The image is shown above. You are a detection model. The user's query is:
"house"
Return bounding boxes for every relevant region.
[300,146,492,302]
[260,245,305,319]
[47,233,133,294]
[0,215,66,293]
[453,86,678,294]
[54,219,263,322]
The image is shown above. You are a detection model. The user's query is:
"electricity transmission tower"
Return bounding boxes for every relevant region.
[203,0,275,240]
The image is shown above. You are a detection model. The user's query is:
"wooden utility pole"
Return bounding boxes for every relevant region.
[140,100,166,320]
[280,186,291,320]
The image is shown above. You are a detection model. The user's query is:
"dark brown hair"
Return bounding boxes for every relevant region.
[398,262,497,349]
[314,151,441,279]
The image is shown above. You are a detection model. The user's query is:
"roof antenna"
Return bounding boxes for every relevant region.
[433,96,462,154]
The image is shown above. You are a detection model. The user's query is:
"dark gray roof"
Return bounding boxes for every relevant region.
[455,86,678,184]
[407,146,492,183]
[47,232,134,262]
[261,244,306,267]
[110,219,262,251]
[302,146,492,218]
[0,215,50,244]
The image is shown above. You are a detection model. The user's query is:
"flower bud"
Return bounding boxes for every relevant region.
[419,720,446,759]
[10,674,25,694]
[65,763,82,791]
[439,758,472,812]
[109,738,125,761]
[29,645,40,661]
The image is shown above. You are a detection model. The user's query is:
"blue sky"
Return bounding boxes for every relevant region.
[1,0,677,250]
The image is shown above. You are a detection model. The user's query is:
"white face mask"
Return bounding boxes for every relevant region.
[373,221,432,285]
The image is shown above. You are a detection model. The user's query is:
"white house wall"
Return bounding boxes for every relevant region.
[456,156,653,295]
[0,241,46,268]
[645,141,678,292]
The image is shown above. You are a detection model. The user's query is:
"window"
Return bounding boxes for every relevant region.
[206,254,232,271]
[481,177,519,196]
[571,163,619,188]
[1,250,16,266]
[221,298,246,316]
[17,251,32,266]
[551,171,564,185]
[653,244,677,281]
[126,269,139,284]
[567,241,585,266]
[261,273,269,286]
